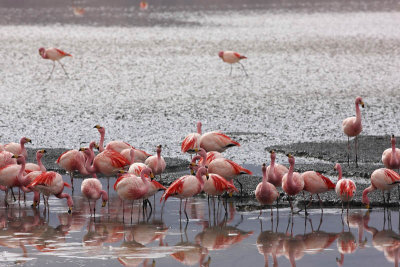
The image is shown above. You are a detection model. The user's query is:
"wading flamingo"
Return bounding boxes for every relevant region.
[301,170,335,214]
[282,154,304,213]
[39,47,72,79]
[382,135,400,199]
[266,150,288,188]
[334,163,356,212]
[181,121,202,154]
[161,166,209,221]
[255,163,279,217]
[362,168,400,208]
[95,125,151,162]
[218,51,248,76]
[4,137,31,159]
[25,149,47,173]
[342,96,364,167]
[28,171,73,213]
[200,130,240,153]
[144,145,166,180]
[81,178,108,216]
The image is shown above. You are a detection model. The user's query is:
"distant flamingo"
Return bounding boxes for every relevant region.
[342,96,364,167]
[266,150,288,188]
[382,135,400,199]
[282,154,304,213]
[144,145,166,180]
[334,163,356,212]
[28,171,73,213]
[39,47,72,79]
[95,125,151,162]
[362,168,400,209]
[181,121,202,154]
[81,178,108,216]
[4,137,31,159]
[161,166,208,221]
[255,163,279,217]
[0,150,17,168]
[301,170,335,214]
[139,0,148,10]
[25,149,47,173]
[200,130,240,153]
[218,51,248,76]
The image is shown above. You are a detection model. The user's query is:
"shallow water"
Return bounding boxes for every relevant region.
[0,177,399,266]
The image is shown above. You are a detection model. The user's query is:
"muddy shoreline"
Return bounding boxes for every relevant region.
[25,134,398,209]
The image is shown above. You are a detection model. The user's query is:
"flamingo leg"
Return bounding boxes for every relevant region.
[88,199,92,216]
[184,199,189,222]
[355,135,359,167]
[237,180,243,198]
[69,172,74,193]
[317,194,323,213]
[48,61,55,80]
[238,62,248,77]
[258,209,262,219]
[347,136,350,166]
[58,60,70,78]
[4,188,9,208]
[229,65,232,76]
[122,200,125,223]
[10,188,16,202]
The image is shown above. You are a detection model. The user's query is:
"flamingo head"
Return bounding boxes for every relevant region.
[79,147,91,157]
[38,47,46,57]
[286,153,295,165]
[156,144,162,154]
[21,137,32,144]
[94,124,105,134]
[37,149,46,159]
[89,141,98,150]
[218,51,224,59]
[196,121,202,134]
[261,163,266,174]
[391,134,396,145]
[141,167,155,180]
[101,191,109,207]
[334,163,341,171]
[269,149,276,161]
[355,97,364,108]
[13,154,25,164]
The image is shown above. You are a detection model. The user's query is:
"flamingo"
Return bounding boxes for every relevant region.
[342,96,364,167]
[81,178,108,216]
[301,170,335,214]
[200,130,240,153]
[94,124,151,162]
[181,121,202,154]
[266,150,289,188]
[334,163,356,212]
[27,171,73,213]
[161,166,208,221]
[25,149,47,173]
[39,47,72,79]
[200,151,223,166]
[382,135,400,199]
[0,150,17,168]
[144,144,166,180]
[362,168,400,209]
[139,0,148,10]
[4,137,31,159]
[114,167,154,221]
[282,154,304,213]
[218,51,248,76]
[255,163,279,217]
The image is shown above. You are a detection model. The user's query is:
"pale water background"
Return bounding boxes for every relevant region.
[1,0,400,266]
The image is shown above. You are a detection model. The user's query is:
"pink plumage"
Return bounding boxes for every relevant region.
[382,135,400,169]
[266,150,288,188]
[255,164,279,205]
[200,131,240,153]
[144,145,166,177]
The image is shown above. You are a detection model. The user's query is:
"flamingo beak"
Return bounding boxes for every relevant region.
[361,101,365,108]
[94,143,100,150]
[79,147,86,152]
[102,200,107,207]
[26,138,32,143]
[68,207,72,214]
[12,154,19,158]
[150,173,155,180]
[190,169,195,175]
[94,125,101,129]
[229,192,233,197]
[32,201,38,208]
[41,149,47,153]
[365,204,370,209]
[194,148,199,153]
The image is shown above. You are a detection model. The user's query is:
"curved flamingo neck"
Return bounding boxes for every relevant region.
[197,122,202,134]
[140,169,151,186]
[37,153,46,172]
[20,139,27,158]
[55,192,73,208]
[99,130,105,152]
[362,185,375,205]
[17,157,26,184]
[355,102,362,126]
[100,190,108,202]
[195,168,206,186]
[84,149,96,174]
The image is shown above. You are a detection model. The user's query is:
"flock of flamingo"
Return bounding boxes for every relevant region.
[1,93,400,221]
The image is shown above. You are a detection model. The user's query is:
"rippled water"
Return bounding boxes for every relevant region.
[0,177,399,266]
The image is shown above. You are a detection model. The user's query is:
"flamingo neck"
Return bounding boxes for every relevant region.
[20,140,26,158]
[355,102,362,126]
[140,170,151,187]
[130,149,135,165]
[197,122,202,134]
[391,138,399,164]
[100,190,108,202]
[17,157,26,185]
[287,159,295,186]
[157,149,161,160]
[362,185,375,205]
[56,192,74,208]
[337,165,342,181]
[37,153,46,172]
[262,167,268,184]
[195,169,206,186]
[84,150,96,174]
[99,130,105,152]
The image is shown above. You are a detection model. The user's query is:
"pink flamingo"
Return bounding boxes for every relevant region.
[282,154,304,213]
[301,170,335,214]
[200,151,223,166]
[95,124,151,162]
[266,150,289,188]
[25,149,47,173]
[4,137,31,159]
[334,163,356,212]
[200,131,240,153]
[38,47,72,79]
[382,135,400,199]
[0,150,17,168]
[161,166,208,221]
[363,168,400,208]
[218,51,248,76]
[127,149,147,174]
[181,121,202,154]
[255,163,279,217]
[114,167,154,221]
[342,96,364,167]
[28,171,73,213]
[144,145,166,180]
[81,178,108,216]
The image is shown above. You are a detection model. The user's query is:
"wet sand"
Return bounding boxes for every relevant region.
[29,134,398,209]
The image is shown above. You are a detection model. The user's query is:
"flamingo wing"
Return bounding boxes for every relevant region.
[226,159,252,175]
[214,132,240,147]
[106,150,130,168]
[160,176,187,202]
[181,133,200,153]
[28,172,56,187]
[151,180,166,190]
[316,172,336,189]
[385,169,400,183]
[234,52,246,59]
[55,48,72,57]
